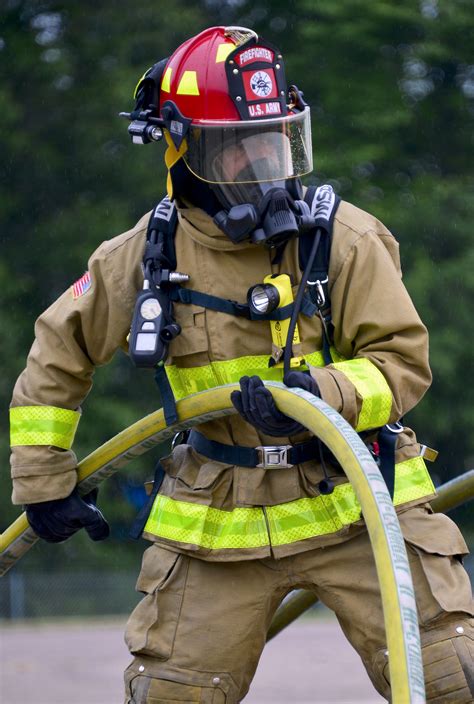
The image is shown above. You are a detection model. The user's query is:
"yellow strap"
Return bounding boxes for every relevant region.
[145,455,434,550]
[331,357,392,431]
[10,405,80,450]
[164,130,188,199]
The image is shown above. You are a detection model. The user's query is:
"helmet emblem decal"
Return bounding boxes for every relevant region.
[249,71,273,97]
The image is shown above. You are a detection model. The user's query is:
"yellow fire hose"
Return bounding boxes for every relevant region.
[1,382,433,702]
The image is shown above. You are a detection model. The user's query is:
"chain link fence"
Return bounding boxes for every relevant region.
[0,571,141,620]
[1,552,472,621]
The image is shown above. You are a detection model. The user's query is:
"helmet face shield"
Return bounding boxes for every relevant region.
[182,107,313,188]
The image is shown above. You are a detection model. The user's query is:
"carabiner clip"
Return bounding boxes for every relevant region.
[385,421,404,434]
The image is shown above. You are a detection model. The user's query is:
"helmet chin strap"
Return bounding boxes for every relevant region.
[164,131,188,199]
[164,131,221,216]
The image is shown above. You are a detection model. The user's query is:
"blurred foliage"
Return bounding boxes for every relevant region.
[1,0,473,573]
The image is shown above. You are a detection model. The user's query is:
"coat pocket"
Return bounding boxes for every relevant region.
[399,507,474,626]
[168,303,209,358]
[124,544,189,659]
[161,445,232,505]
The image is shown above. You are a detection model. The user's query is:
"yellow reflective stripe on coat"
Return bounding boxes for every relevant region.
[166,351,327,401]
[144,496,269,550]
[144,456,434,550]
[10,406,80,449]
[331,357,392,431]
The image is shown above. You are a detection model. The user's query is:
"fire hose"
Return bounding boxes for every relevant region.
[4,383,472,702]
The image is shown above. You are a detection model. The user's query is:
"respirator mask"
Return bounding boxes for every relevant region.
[182,107,314,248]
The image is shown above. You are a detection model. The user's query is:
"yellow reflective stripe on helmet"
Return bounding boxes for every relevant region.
[215,42,235,63]
[133,66,152,99]
[144,455,433,550]
[176,70,200,96]
[10,405,80,449]
[331,358,392,431]
[144,495,269,549]
[161,66,172,93]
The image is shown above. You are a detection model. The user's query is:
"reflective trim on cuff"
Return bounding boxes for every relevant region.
[10,405,80,449]
[331,357,392,431]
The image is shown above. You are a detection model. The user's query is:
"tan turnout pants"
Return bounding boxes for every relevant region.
[124,506,474,703]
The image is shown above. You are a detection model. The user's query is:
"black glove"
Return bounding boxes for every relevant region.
[25,487,110,543]
[230,373,319,437]
[284,370,320,396]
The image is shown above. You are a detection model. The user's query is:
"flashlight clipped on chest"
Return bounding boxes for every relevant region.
[248,274,303,368]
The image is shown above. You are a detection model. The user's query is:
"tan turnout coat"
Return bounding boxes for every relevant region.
[11,199,436,558]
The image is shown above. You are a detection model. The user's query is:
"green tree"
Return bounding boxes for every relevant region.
[225,0,474,489]
[0,0,216,566]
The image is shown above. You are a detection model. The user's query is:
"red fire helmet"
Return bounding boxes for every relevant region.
[137,26,313,186]
[160,26,245,123]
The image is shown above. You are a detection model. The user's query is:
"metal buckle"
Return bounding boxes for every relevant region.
[171,430,188,450]
[385,422,404,434]
[256,445,293,469]
[307,277,328,308]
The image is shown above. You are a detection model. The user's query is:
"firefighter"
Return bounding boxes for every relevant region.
[10,26,473,703]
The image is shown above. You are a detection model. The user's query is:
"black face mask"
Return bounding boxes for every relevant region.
[212,173,310,248]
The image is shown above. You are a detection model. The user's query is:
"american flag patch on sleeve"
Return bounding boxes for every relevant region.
[71,271,92,299]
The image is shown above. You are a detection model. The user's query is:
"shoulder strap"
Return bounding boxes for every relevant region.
[299,185,341,363]
[144,195,178,277]
[299,184,340,283]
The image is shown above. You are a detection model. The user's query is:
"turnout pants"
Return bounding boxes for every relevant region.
[124,506,474,703]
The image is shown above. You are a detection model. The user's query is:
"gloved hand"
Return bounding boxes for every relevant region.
[25,487,110,543]
[284,370,320,396]
[230,373,319,437]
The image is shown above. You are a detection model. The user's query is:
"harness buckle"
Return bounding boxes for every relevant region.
[256,445,293,469]
[171,430,189,449]
[307,277,328,308]
[384,422,404,434]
